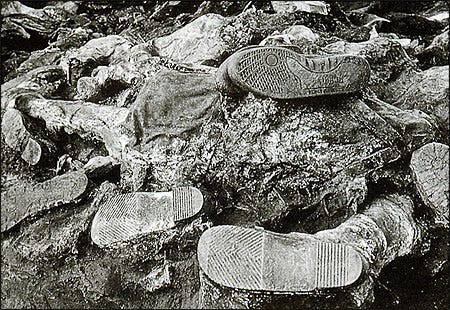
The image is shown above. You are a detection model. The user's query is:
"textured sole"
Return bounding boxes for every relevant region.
[226,46,370,99]
[91,186,203,247]
[1,171,88,232]
[198,226,362,292]
[410,142,449,225]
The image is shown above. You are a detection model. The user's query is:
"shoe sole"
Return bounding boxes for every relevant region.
[410,142,449,225]
[1,171,88,232]
[226,46,370,99]
[91,186,203,247]
[198,225,363,292]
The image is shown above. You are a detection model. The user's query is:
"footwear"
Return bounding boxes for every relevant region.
[198,225,363,292]
[1,171,88,232]
[410,142,449,226]
[221,46,370,99]
[91,186,203,247]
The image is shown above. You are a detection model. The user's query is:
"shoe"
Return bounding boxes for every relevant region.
[91,186,203,247]
[1,171,88,232]
[410,142,449,226]
[220,46,370,99]
[197,225,363,292]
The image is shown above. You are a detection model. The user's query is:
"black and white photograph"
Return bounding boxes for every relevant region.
[1,1,449,309]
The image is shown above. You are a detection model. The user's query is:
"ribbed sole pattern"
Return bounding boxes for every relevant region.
[173,187,199,221]
[294,56,342,73]
[228,46,370,99]
[91,187,203,246]
[204,226,264,290]
[93,194,140,246]
[236,48,302,95]
[198,226,363,292]
[315,242,349,288]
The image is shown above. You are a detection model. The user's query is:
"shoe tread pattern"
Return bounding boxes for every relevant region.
[198,226,363,292]
[231,47,369,99]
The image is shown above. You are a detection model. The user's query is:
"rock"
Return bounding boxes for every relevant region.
[138,263,171,293]
[61,35,132,83]
[153,13,228,65]
[271,1,330,15]
[281,25,319,42]
[364,95,440,152]
[379,12,445,37]
[1,65,66,111]
[416,29,449,68]
[410,142,449,227]
[322,37,416,91]
[1,171,88,232]
[379,66,449,134]
[15,96,132,158]
[82,156,119,178]
[2,108,43,165]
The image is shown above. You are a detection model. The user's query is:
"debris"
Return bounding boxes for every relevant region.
[138,262,172,293]
[153,13,229,64]
[271,1,329,16]
[2,108,44,165]
[82,156,119,178]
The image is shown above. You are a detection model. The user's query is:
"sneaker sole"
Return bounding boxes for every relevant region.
[91,186,203,247]
[198,225,363,292]
[226,46,370,99]
[1,171,88,232]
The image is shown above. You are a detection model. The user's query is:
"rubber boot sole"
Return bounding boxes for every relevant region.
[198,225,363,292]
[91,186,203,247]
[1,171,88,232]
[226,46,370,99]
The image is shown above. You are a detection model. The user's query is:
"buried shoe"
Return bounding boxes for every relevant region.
[91,186,203,247]
[197,225,363,292]
[1,171,88,232]
[222,46,370,99]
